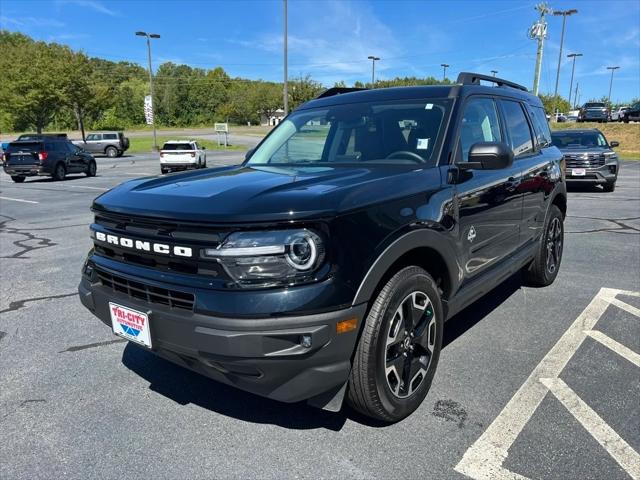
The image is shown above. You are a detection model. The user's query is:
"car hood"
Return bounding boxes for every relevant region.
[93,164,441,223]
[557,147,611,155]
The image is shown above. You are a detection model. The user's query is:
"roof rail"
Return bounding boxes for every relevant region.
[316,87,367,99]
[456,72,528,92]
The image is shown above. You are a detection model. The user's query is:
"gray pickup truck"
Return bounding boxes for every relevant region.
[73,131,129,158]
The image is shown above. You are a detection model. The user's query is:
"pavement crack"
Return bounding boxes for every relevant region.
[0,292,78,314]
[0,215,58,258]
[567,215,640,235]
[60,338,127,353]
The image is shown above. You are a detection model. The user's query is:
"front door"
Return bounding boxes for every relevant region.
[84,133,103,153]
[453,96,523,283]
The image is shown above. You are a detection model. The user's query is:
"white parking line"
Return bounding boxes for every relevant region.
[540,377,640,479]
[585,330,640,367]
[67,185,109,191]
[455,287,640,480]
[0,195,39,204]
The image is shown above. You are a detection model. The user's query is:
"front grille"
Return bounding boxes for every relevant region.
[96,268,195,311]
[563,153,605,169]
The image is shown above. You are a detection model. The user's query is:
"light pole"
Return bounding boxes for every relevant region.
[367,56,380,86]
[567,53,582,108]
[441,63,450,81]
[607,66,620,106]
[552,9,577,111]
[136,31,160,151]
[283,0,288,116]
[491,70,498,77]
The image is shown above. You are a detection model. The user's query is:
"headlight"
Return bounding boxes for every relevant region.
[202,229,325,287]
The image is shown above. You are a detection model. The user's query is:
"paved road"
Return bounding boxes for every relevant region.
[1,157,638,479]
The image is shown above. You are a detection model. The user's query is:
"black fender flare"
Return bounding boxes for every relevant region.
[351,228,460,307]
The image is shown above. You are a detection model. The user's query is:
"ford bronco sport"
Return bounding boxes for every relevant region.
[79,73,566,422]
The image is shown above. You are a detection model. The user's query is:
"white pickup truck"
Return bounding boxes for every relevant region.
[159,140,207,174]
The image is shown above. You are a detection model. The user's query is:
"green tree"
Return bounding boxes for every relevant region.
[538,94,571,115]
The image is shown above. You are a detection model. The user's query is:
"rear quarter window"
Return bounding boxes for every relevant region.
[103,133,118,140]
[528,105,552,148]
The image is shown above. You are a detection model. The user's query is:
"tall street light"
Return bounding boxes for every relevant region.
[552,8,578,114]
[136,31,160,151]
[368,55,380,85]
[283,0,288,116]
[491,70,498,77]
[567,53,582,108]
[607,66,620,105]
[440,63,450,81]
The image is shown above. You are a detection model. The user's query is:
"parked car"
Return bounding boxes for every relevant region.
[73,131,129,158]
[577,102,609,123]
[622,102,640,123]
[79,72,566,422]
[3,136,96,182]
[565,115,578,122]
[159,140,207,174]
[551,128,619,192]
[552,112,567,122]
[611,106,629,122]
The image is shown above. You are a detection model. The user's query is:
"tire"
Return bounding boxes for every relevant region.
[523,205,563,287]
[623,117,629,123]
[203,156,207,168]
[603,181,616,192]
[105,146,117,158]
[11,176,25,183]
[52,163,66,181]
[161,167,168,174]
[347,266,444,422]
[85,160,97,177]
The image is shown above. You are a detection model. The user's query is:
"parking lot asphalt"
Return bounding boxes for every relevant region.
[1,153,638,479]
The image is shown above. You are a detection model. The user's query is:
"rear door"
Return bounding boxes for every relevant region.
[454,96,523,282]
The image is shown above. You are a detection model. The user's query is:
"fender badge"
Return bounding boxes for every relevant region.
[467,226,477,242]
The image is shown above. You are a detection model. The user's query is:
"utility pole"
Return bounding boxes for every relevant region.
[440,63,450,81]
[491,70,498,77]
[607,66,620,106]
[574,82,580,108]
[567,53,582,108]
[368,55,380,86]
[528,3,552,96]
[283,0,288,116]
[136,31,160,151]
[552,9,578,113]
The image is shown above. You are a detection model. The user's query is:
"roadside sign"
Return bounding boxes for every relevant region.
[215,123,229,147]
[144,95,154,125]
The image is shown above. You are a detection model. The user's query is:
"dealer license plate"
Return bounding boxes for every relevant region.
[571,168,586,176]
[109,302,152,348]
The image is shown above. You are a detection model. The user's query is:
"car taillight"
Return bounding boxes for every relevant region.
[190,152,195,157]
[38,151,48,161]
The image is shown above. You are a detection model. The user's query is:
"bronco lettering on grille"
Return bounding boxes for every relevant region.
[94,230,193,257]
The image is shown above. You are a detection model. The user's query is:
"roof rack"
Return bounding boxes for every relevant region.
[456,72,528,92]
[316,87,367,99]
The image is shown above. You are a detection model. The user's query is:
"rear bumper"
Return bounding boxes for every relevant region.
[3,165,49,176]
[160,162,198,171]
[78,274,366,405]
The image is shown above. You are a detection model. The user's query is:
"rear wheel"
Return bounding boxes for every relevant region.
[52,163,66,181]
[105,146,117,158]
[11,176,25,183]
[347,266,443,422]
[603,181,616,192]
[523,205,563,287]
[85,160,97,177]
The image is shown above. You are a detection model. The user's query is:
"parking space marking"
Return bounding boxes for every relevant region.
[609,297,640,318]
[0,196,39,204]
[540,377,640,479]
[455,287,640,480]
[67,185,109,191]
[585,330,640,367]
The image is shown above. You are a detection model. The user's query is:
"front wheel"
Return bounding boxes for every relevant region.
[11,176,25,183]
[85,160,97,177]
[347,266,443,422]
[523,205,564,287]
[603,181,616,192]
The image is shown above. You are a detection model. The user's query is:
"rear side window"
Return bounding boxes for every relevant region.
[528,106,552,148]
[103,133,118,140]
[162,143,193,151]
[500,100,534,158]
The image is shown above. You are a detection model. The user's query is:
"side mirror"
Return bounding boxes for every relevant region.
[459,142,514,170]
[609,141,620,148]
[244,148,255,161]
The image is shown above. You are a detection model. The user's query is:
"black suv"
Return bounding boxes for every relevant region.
[551,129,619,192]
[3,135,97,182]
[79,73,566,422]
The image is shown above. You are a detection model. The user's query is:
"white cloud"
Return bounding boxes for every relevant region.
[0,15,65,28]
[57,0,118,16]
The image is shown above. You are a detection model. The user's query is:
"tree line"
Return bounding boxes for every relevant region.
[2,31,636,136]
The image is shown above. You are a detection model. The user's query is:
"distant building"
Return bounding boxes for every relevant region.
[261,108,286,126]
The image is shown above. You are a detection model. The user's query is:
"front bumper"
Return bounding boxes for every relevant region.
[3,165,49,177]
[566,164,618,184]
[78,271,366,406]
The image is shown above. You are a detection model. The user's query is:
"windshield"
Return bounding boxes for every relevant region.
[247,98,451,167]
[551,132,608,148]
[584,103,605,108]
[162,143,193,150]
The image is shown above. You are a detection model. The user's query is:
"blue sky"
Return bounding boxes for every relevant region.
[1,0,639,103]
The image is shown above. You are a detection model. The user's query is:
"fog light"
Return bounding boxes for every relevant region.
[301,334,312,348]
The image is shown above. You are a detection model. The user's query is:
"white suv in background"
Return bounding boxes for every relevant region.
[159,140,207,174]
